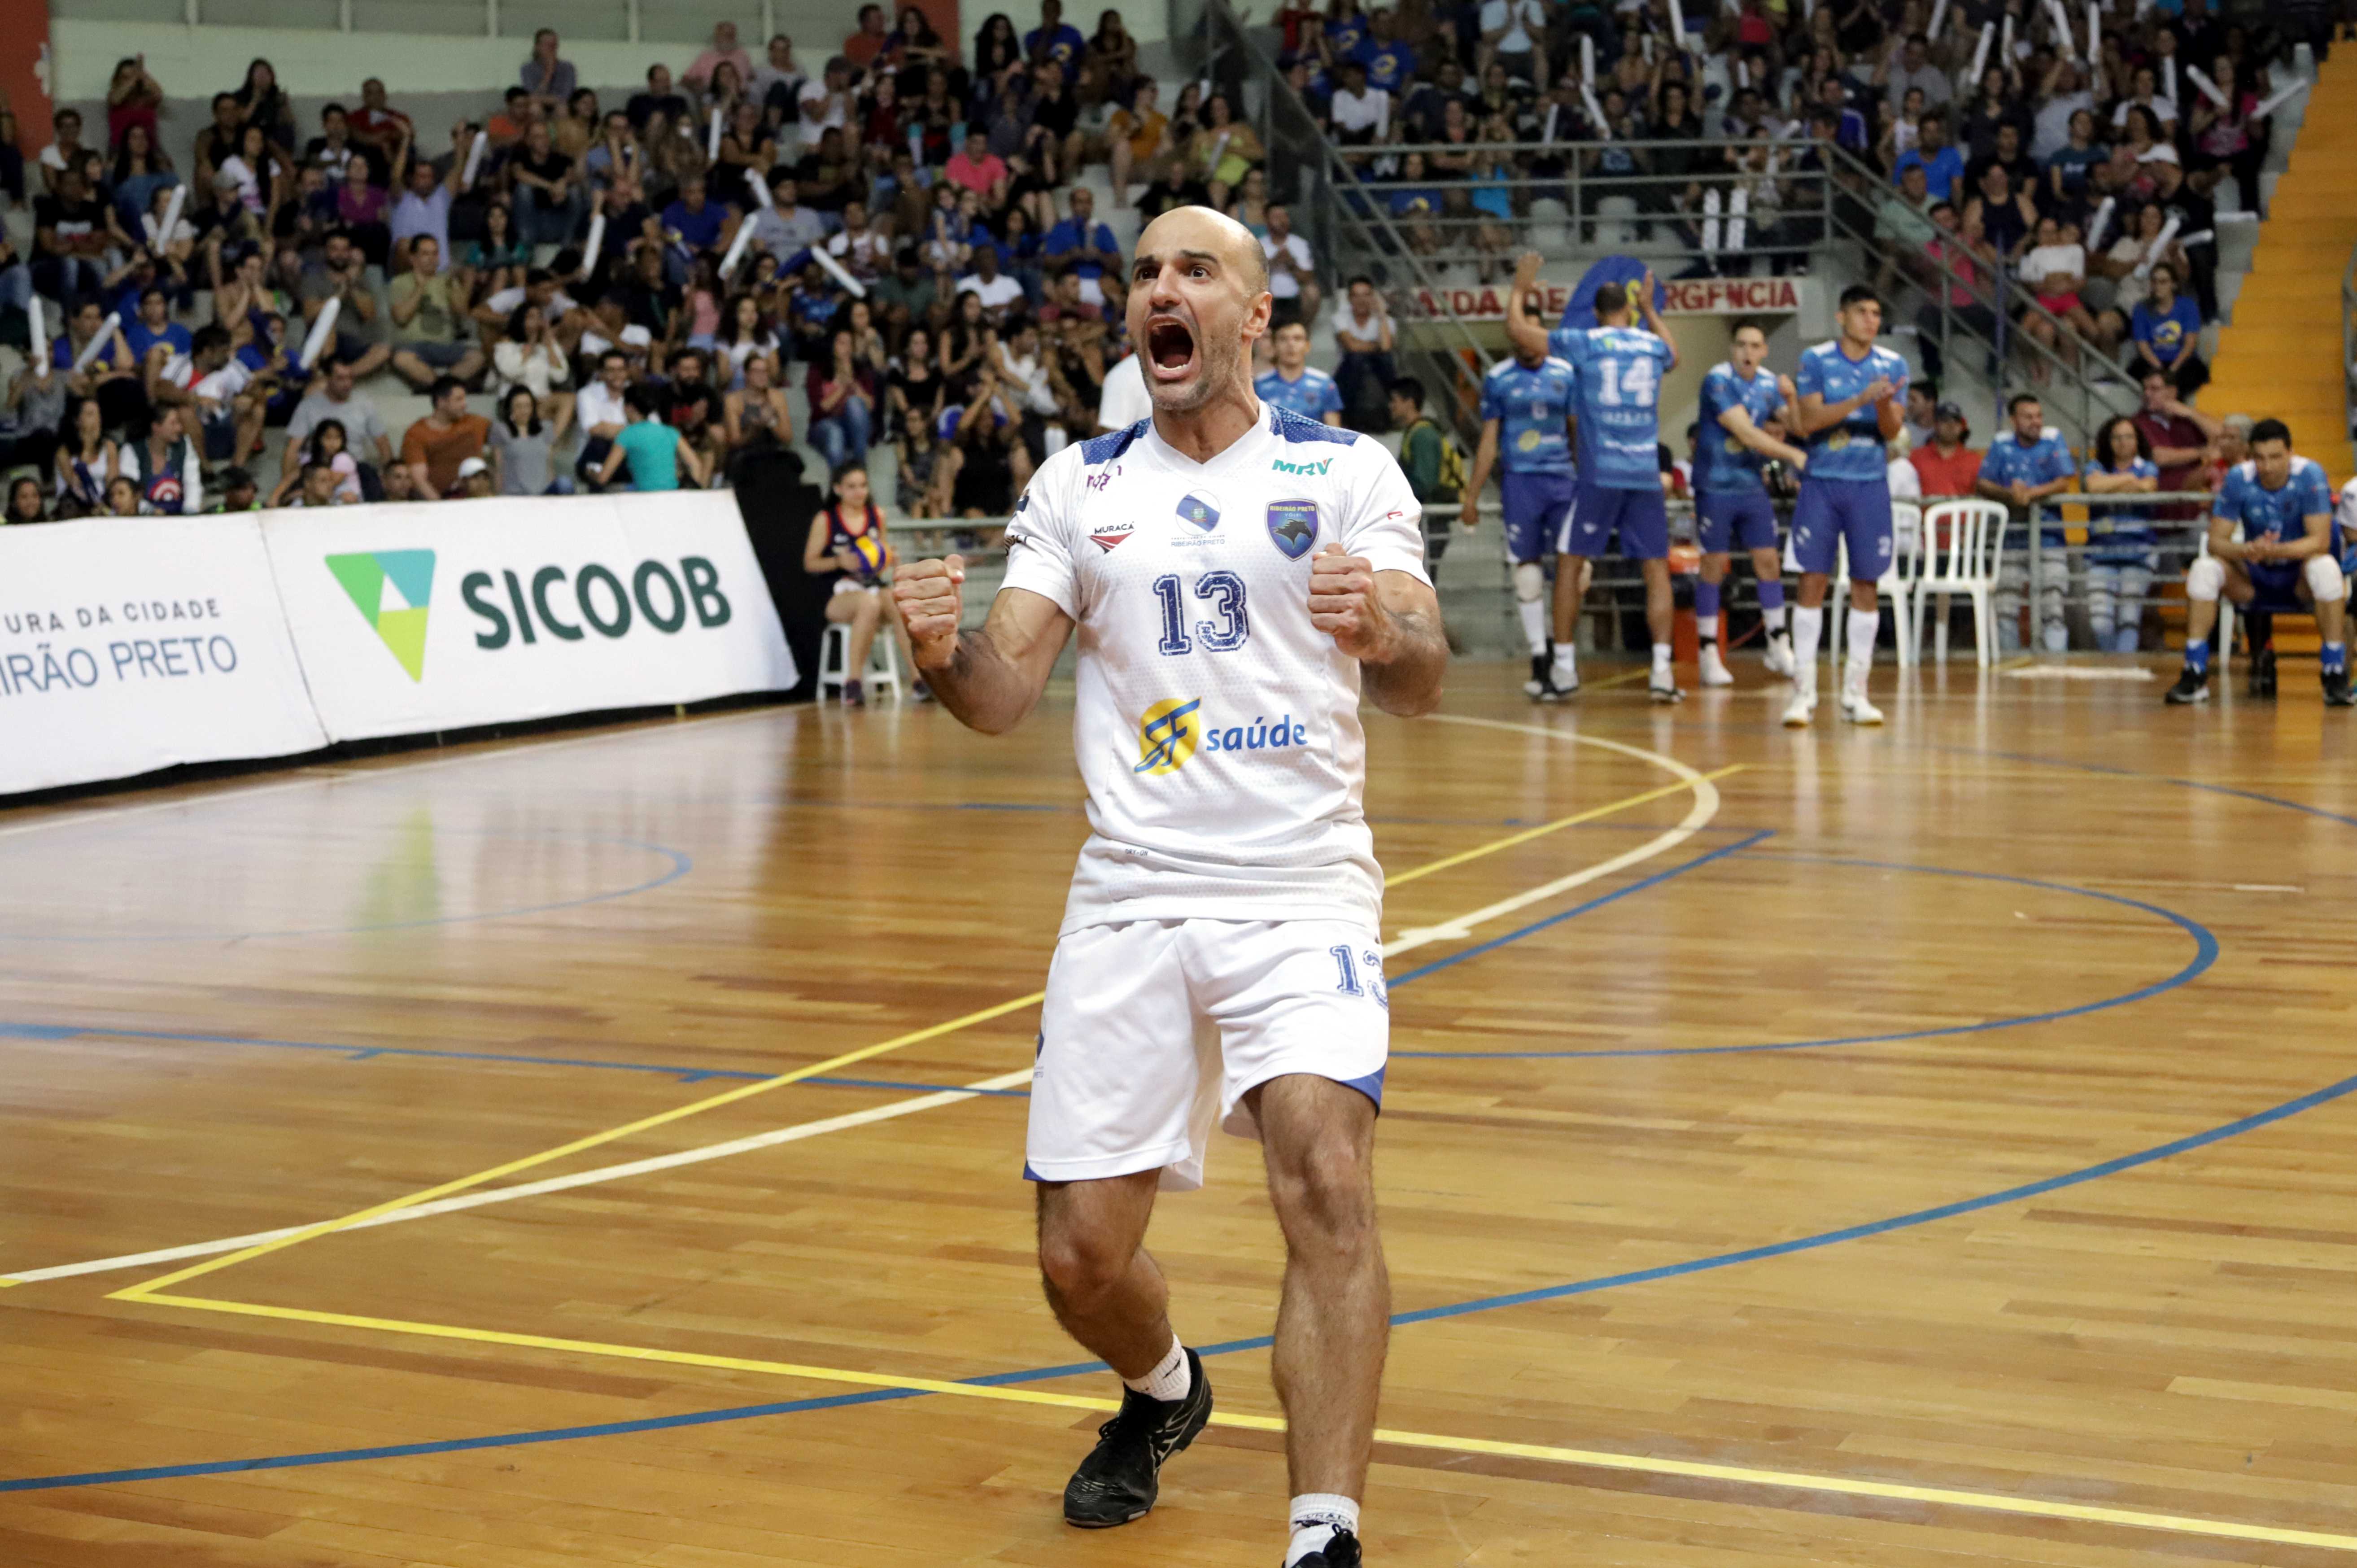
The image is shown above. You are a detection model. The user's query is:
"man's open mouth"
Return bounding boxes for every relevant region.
[1147,317,1197,376]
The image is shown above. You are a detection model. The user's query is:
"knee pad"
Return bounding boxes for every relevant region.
[2185,555,2225,603]
[1513,561,1545,602]
[2305,553,2348,604]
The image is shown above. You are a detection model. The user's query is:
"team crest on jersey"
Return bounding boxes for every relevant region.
[1516,429,1541,452]
[1090,520,1135,553]
[1134,697,1202,775]
[1175,493,1221,532]
[1266,500,1318,559]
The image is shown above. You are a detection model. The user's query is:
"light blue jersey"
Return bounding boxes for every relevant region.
[2218,454,2337,607]
[1693,360,1785,495]
[1793,338,1909,483]
[1478,354,1577,476]
[2084,455,2161,556]
[1255,366,1344,424]
[2215,455,2336,550]
[1981,429,2078,545]
[1549,324,1675,490]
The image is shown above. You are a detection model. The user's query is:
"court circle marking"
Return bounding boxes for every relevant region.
[1393,853,2218,1060]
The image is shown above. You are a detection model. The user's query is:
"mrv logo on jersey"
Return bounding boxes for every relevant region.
[1135,697,1310,776]
[1270,457,1332,476]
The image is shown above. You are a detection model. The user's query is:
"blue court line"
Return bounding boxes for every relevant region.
[1393,855,2218,1060]
[0,753,2317,1495]
[0,835,694,945]
[10,1062,2351,1496]
[0,1024,1025,1095]
[1934,746,2357,830]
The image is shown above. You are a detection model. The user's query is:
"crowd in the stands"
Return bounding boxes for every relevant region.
[0,0,2329,520]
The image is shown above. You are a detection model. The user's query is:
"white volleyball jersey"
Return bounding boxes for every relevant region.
[1000,400,1431,935]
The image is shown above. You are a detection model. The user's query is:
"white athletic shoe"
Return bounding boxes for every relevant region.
[1698,645,1735,687]
[1781,690,1816,728]
[1840,685,1886,725]
[1649,668,1685,703]
[1763,633,1797,678]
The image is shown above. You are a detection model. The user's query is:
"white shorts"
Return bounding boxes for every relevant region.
[1026,918,1390,1193]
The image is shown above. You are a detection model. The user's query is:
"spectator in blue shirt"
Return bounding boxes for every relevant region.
[122,284,192,374]
[1023,0,1086,71]
[662,175,727,262]
[2130,262,2208,397]
[1893,109,1965,206]
[1041,186,1122,307]
[1352,12,1418,93]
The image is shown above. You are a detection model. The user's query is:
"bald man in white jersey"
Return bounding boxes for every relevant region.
[895,206,1447,1568]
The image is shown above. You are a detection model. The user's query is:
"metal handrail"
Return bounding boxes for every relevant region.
[1199,0,1500,446]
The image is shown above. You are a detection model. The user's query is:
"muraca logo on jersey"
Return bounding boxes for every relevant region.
[1090,520,1135,553]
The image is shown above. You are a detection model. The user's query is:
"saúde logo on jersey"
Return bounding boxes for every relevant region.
[1134,698,1309,776]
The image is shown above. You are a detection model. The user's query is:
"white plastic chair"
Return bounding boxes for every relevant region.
[819,617,904,700]
[1909,499,2008,666]
[1825,507,1919,670]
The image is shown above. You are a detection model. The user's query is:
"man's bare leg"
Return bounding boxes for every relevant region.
[1253,1073,1388,1560]
[1037,1170,1210,1530]
[1035,1171,1170,1379]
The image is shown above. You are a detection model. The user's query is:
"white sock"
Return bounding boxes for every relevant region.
[1792,605,1824,692]
[1123,1335,1190,1402]
[1287,1494,1361,1566]
[1846,607,1880,687]
[1552,641,1577,681]
[1763,603,1789,634]
[1517,597,1547,655]
[1651,641,1672,673]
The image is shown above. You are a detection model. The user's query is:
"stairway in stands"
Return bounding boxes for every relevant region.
[2204,46,2357,485]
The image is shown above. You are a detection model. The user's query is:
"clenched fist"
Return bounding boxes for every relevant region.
[1309,542,1395,662]
[891,555,967,669]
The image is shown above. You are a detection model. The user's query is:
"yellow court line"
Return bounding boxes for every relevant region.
[105,757,1729,1303]
[130,1290,2357,1554]
[108,990,1048,1302]
[1387,765,1744,888]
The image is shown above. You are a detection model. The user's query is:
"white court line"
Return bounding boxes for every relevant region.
[4,711,1718,1287]
[0,703,796,841]
[4,1068,1039,1284]
[1389,715,1720,955]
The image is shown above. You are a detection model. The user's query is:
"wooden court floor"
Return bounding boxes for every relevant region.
[2,660,2354,1567]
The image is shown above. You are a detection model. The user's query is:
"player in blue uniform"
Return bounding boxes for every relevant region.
[1462,333,1579,697]
[2079,415,2162,653]
[1691,322,1810,687]
[1784,284,1908,727]
[1974,393,2079,653]
[1253,320,1344,426]
[2168,419,2350,706]
[1506,251,1681,700]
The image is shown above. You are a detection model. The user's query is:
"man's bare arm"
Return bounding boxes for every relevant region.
[893,559,1075,734]
[1309,544,1446,717]
[1504,251,1550,361]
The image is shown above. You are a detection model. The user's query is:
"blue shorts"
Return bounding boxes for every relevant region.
[1500,469,1576,563]
[1696,489,1778,555]
[2245,561,2309,614]
[1559,482,1670,560]
[1790,476,1894,578]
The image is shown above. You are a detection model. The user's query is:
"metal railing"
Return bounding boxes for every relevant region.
[1327,140,1833,272]
[54,0,777,47]
[1201,0,1499,449]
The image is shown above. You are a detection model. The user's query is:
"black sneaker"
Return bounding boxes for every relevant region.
[2249,647,2277,699]
[1063,1349,1213,1528]
[911,679,936,703]
[2325,668,2354,708]
[842,678,865,708]
[2164,667,2210,704]
[1292,1526,1363,1567]
[1522,651,1551,699]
